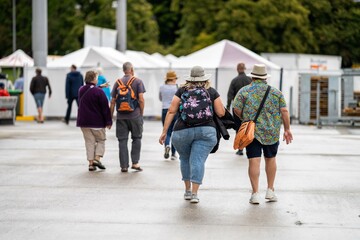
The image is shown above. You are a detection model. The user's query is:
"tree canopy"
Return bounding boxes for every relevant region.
[0,0,359,67]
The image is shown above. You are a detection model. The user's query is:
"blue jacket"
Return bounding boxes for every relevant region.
[96,74,111,101]
[66,71,84,99]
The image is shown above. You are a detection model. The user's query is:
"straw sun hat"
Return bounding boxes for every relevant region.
[249,64,271,79]
[165,70,178,81]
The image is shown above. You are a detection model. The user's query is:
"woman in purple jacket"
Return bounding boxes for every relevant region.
[77,70,113,171]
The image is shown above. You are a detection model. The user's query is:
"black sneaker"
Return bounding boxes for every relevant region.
[236,150,243,155]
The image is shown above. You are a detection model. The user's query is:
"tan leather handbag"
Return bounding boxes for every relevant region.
[233,86,271,150]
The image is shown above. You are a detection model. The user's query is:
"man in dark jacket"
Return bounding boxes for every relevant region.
[30,68,52,123]
[64,65,83,125]
[226,63,251,155]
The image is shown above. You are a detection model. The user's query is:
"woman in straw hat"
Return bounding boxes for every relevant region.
[159,66,225,204]
[159,70,179,160]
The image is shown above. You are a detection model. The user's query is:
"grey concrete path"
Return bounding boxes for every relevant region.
[0,120,360,240]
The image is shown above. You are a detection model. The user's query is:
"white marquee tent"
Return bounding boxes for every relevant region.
[172,39,280,70]
[23,47,169,118]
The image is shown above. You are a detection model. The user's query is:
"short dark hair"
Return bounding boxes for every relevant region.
[35,68,42,75]
[84,70,98,83]
[0,82,4,89]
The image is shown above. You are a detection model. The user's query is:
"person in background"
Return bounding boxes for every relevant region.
[0,71,6,80]
[226,62,252,156]
[110,62,146,173]
[0,71,14,90]
[0,82,10,96]
[159,66,225,204]
[14,69,24,91]
[233,64,293,204]
[77,70,112,171]
[159,70,178,160]
[29,68,52,123]
[96,68,111,102]
[64,64,83,125]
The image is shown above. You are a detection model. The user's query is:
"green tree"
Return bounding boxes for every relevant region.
[127,0,161,53]
[216,0,317,54]
[0,0,32,58]
[169,0,225,56]
[299,0,360,67]
[148,0,181,48]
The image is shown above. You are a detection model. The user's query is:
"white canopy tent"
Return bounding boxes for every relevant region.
[151,52,172,68]
[47,47,126,68]
[0,49,34,67]
[172,39,280,70]
[23,47,169,118]
[171,40,281,105]
[165,54,179,63]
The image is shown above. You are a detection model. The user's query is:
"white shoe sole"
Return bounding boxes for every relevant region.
[265,197,277,202]
[190,199,199,204]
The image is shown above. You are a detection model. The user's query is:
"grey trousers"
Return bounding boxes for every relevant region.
[116,117,143,168]
[80,128,106,162]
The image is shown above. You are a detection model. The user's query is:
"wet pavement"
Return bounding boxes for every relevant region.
[0,120,359,239]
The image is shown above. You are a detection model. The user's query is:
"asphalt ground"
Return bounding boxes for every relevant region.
[0,120,360,240]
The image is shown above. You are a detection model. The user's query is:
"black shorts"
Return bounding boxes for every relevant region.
[246,138,279,158]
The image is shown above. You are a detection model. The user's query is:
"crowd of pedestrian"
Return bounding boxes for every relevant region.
[4,61,293,205]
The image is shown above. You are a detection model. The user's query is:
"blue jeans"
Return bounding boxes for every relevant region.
[171,126,217,184]
[161,109,177,155]
[33,93,45,108]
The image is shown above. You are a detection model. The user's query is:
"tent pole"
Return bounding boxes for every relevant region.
[12,0,16,80]
[279,67,283,91]
[215,68,218,90]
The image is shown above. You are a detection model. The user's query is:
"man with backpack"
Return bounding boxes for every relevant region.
[110,62,146,173]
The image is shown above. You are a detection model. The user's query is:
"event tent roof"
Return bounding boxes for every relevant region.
[48,47,169,68]
[171,40,280,70]
[47,47,126,68]
[0,49,34,67]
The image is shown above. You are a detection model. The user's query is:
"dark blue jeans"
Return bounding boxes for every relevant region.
[65,96,79,123]
[161,109,177,155]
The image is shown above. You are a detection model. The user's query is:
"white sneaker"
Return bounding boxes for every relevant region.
[170,155,177,161]
[265,188,278,202]
[184,190,192,200]
[249,192,260,204]
[190,194,199,204]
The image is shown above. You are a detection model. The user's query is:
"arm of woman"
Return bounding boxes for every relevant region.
[213,97,225,118]
[159,96,180,145]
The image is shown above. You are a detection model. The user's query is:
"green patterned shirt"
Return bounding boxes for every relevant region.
[233,80,286,145]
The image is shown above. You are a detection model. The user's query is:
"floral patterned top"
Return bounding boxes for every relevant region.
[233,80,286,145]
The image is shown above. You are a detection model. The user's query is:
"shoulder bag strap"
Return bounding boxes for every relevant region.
[79,86,94,108]
[254,85,271,123]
